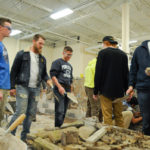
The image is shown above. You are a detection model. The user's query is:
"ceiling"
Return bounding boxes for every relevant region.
[0,0,150,49]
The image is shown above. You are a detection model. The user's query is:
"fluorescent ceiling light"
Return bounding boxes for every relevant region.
[10,29,22,36]
[129,40,137,44]
[50,8,73,20]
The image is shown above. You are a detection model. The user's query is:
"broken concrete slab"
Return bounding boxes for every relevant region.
[34,137,63,150]
[79,126,96,141]
[86,126,108,143]
[0,128,27,150]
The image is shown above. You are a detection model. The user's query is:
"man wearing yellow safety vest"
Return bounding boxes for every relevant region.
[84,58,103,122]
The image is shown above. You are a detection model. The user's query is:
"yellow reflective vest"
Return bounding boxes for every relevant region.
[84,58,97,88]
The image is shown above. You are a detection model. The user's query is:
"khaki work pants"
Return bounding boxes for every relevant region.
[0,90,8,126]
[85,87,103,121]
[100,95,124,127]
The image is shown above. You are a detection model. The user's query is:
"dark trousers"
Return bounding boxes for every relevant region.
[53,87,70,127]
[137,90,150,135]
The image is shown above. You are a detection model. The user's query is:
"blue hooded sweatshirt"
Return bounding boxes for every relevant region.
[0,42,10,89]
[129,40,150,90]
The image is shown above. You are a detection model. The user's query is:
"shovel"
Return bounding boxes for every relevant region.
[0,114,27,150]
[112,95,129,103]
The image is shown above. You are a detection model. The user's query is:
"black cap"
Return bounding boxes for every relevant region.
[102,36,118,44]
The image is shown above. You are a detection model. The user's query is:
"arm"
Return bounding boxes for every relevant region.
[51,76,65,95]
[10,51,24,96]
[41,57,50,82]
[126,50,138,99]
[123,54,129,92]
[50,60,65,95]
[94,51,103,96]
[128,49,138,89]
[10,51,23,89]
[70,66,73,92]
[132,116,142,124]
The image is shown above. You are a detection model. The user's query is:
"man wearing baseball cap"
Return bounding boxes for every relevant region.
[93,36,129,127]
[102,36,118,45]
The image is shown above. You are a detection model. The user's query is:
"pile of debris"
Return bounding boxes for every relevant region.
[27,117,150,150]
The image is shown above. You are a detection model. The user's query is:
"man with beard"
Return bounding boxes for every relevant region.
[9,34,51,142]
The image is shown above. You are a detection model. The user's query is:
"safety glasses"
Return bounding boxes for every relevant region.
[2,25,12,31]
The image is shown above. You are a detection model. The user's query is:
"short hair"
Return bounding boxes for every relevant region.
[33,34,46,41]
[0,18,11,26]
[64,46,73,52]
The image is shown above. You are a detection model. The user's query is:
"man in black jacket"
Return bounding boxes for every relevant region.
[9,34,51,141]
[126,40,150,135]
[93,36,129,127]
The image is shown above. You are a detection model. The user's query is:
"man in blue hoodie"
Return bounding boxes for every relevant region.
[126,40,150,135]
[0,18,11,126]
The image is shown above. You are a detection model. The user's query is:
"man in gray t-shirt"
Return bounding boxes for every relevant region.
[50,46,73,127]
[9,34,51,141]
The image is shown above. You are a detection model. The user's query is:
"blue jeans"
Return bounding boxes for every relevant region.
[137,90,150,135]
[53,86,70,127]
[9,85,40,141]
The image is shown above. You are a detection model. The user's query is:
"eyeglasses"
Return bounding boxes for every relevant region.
[66,54,72,57]
[2,25,12,31]
[64,52,72,57]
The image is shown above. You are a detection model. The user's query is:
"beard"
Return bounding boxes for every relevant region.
[34,45,41,54]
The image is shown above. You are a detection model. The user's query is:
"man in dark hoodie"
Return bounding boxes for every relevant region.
[126,40,150,135]
[93,36,129,127]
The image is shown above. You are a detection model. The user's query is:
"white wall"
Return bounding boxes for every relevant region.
[3,37,96,77]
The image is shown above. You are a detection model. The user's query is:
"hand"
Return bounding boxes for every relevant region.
[0,91,3,101]
[138,116,143,121]
[126,86,134,101]
[145,67,150,76]
[134,112,141,117]
[93,94,98,100]
[10,89,16,96]
[58,86,65,95]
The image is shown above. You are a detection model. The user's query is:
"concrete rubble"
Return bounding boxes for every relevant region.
[0,128,27,150]
[26,117,150,150]
[3,78,148,150]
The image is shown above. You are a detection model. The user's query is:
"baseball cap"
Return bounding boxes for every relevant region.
[102,36,118,44]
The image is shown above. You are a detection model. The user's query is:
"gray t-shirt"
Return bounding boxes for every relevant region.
[29,51,39,88]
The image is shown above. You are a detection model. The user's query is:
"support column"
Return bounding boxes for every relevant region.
[122,2,129,54]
